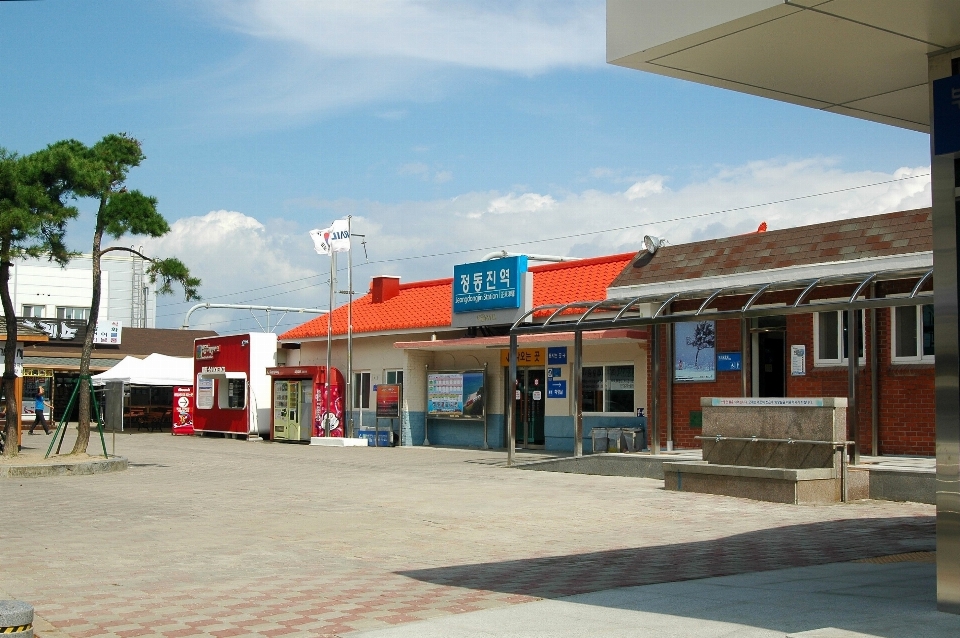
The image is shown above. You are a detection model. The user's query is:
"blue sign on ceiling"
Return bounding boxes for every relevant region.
[453,255,527,314]
[933,74,960,156]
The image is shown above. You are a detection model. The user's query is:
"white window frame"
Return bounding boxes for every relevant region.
[582,362,635,415]
[56,306,89,321]
[890,303,935,364]
[21,305,44,318]
[813,309,866,367]
[353,371,371,409]
[384,369,404,386]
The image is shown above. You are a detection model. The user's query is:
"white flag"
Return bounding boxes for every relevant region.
[310,227,332,255]
[329,218,351,253]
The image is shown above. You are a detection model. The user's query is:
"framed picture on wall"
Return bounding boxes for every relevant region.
[674,320,716,382]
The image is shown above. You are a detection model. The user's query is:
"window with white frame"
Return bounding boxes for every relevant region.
[57,306,89,321]
[384,369,404,385]
[21,305,44,318]
[582,364,634,413]
[353,371,371,409]
[814,310,865,366]
[891,304,934,363]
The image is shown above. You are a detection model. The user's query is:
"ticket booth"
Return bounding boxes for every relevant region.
[192,333,277,439]
[267,366,345,442]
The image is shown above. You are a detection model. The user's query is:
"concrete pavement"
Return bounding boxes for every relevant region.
[0,431,945,637]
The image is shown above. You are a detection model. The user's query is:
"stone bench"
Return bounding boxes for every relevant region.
[663,397,849,504]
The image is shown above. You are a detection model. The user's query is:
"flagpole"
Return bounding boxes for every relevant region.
[347,215,354,439]
[325,249,335,437]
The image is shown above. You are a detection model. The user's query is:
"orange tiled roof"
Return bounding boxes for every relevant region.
[279,253,635,340]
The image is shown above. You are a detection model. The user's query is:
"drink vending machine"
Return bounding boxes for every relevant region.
[267,366,345,442]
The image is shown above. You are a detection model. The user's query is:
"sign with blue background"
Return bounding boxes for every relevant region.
[547,347,567,364]
[934,74,960,156]
[453,256,527,314]
[547,380,566,399]
[717,352,742,372]
[547,367,562,379]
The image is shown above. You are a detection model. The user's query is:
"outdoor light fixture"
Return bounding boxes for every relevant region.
[643,235,663,255]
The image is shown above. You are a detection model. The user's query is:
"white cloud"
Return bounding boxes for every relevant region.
[216,1,606,73]
[140,158,932,332]
[624,176,666,200]
[398,162,430,176]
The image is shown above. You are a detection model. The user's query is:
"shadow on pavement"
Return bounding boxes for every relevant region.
[397,515,934,600]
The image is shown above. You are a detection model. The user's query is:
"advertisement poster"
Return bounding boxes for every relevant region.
[172,386,195,435]
[196,378,214,409]
[376,384,402,418]
[674,320,716,382]
[791,344,807,376]
[427,372,484,419]
[314,382,344,437]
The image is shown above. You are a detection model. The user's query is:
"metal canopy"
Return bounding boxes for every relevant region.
[511,267,934,334]
[505,265,934,470]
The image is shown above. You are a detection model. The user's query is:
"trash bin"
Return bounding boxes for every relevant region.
[591,427,608,454]
[606,428,623,452]
[620,425,647,452]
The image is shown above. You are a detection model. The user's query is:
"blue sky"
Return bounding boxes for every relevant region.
[0,1,932,333]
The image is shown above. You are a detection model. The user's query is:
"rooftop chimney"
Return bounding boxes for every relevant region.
[371,276,401,303]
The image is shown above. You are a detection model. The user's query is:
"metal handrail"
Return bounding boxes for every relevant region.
[694,435,853,446]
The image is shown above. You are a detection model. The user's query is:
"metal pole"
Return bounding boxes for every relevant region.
[482,363,489,450]
[665,311,673,451]
[422,363,430,446]
[741,318,749,397]
[325,251,335,437]
[651,323,661,455]
[347,215,354,439]
[573,330,583,457]
[507,334,518,466]
[847,308,859,464]
[870,284,879,456]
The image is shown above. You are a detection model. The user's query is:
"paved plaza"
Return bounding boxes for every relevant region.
[0,432,950,637]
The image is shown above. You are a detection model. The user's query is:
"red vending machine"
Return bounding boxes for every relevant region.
[267,366,345,442]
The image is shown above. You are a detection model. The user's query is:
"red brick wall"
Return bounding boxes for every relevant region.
[645,308,935,456]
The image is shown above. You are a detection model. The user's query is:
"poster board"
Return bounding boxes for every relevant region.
[674,320,716,382]
[426,371,484,419]
[376,384,401,418]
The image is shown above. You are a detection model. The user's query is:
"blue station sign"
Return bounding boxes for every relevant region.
[717,352,742,372]
[547,347,567,364]
[547,380,567,399]
[453,255,527,314]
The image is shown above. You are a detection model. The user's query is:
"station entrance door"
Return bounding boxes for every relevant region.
[513,368,545,448]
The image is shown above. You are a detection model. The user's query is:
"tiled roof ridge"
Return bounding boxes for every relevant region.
[529,251,636,273]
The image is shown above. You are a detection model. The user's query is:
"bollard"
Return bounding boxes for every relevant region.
[0,600,33,637]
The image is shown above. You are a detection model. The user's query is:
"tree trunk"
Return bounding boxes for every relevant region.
[1,238,20,456]
[71,197,106,455]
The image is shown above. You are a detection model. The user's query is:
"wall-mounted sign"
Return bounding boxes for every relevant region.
[1,342,24,377]
[547,347,567,364]
[717,352,741,372]
[20,318,85,342]
[933,74,960,156]
[376,384,402,418]
[453,255,527,314]
[427,371,484,419]
[196,344,220,360]
[547,380,566,399]
[500,348,546,367]
[674,320,716,382]
[547,367,562,379]
[790,344,806,376]
[92,320,122,345]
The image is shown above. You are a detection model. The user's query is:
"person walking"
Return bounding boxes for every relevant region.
[29,386,51,435]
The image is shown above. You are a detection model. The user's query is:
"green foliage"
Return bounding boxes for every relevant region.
[147,257,201,301]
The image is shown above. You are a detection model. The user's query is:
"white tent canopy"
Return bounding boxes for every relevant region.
[92,353,193,387]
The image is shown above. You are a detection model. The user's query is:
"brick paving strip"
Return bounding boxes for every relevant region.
[0,434,934,637]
